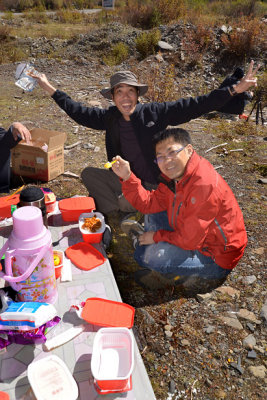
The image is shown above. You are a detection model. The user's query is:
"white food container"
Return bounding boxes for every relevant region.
[91,327,134,392]
[27,355,78,400]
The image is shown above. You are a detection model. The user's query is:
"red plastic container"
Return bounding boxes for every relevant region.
[79,212,105,243]
[91,327,134,393]
[45,192,56,213]
[58,197,95,222]
[53,250,63,279]
[0,194,20,220]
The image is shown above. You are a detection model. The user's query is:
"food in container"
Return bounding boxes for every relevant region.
[53,250,64,279]
[79,212,105,243]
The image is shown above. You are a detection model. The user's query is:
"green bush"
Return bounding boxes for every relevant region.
[103,42,129,66]
[209,0,266,18]
[0,43,25,64]
[135,29,161,60]
[2,11,14,20]
[23,9,49,23]
[0,25,11,40]
[55,9,83,23]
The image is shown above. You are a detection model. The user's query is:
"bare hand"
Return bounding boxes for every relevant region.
[111,155,131,181]
[12,122,31,143]
[29,72,56,96]
[235,60,260,94]
[138,231,155,245]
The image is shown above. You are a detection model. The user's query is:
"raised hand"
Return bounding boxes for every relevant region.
[29,72,57,95]
[235,60,260,94]
[111,155,131,181]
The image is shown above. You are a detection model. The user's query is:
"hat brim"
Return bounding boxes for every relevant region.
[100,81,148,100]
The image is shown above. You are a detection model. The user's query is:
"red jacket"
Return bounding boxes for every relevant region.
[121,151,247,269]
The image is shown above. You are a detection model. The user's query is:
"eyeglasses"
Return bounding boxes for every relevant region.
[154,147,185,164]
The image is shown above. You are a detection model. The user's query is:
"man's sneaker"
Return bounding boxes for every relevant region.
[121,219,145,249]
[119,211,137,223]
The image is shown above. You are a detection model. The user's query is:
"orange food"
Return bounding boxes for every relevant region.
[82,215,102,233]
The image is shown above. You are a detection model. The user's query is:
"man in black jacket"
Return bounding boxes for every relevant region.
[0,122,31,193]
[33,61,259,214]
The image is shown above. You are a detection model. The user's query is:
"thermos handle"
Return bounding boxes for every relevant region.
[0,241,10,278]
[3,243,50,283]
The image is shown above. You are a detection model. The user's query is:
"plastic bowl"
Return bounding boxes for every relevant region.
[79,212,105,244]
[91,327,134,392]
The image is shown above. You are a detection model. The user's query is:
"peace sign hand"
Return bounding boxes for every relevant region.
[235,60,260,94]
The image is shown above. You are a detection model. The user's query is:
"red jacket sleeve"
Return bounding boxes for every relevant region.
[121,173,167,213]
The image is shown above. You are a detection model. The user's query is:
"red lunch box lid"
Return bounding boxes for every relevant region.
[58,197,95,212]
[81,298,135,328]
[65,242,106,271]
[0,194,20,219]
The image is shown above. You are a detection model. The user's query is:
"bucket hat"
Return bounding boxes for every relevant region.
[100,71,148,100]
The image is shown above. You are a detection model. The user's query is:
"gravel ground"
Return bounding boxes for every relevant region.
[0,19,266,399]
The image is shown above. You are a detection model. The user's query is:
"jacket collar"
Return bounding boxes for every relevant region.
[158,151,200,192]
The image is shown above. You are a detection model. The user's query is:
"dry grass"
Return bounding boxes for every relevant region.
[220,17,265,60]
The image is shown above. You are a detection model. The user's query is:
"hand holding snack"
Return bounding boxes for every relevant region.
[111,156,131,181]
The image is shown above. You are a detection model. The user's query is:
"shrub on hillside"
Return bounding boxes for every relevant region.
[0,0,91,11]
[121,3,160,29]
[0,25,11,40]
[0,43,25,64]
[145,63,179,102]
[135,30,161,60]
[220,18,262,59]
[55,9,83,23]
[23,9,49,22]
[121,0,185,28]
[103,42,129,66]
[209,0,266,18]
[181,23,214,68]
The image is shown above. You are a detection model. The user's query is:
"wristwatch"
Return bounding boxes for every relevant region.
[229,85,238,96]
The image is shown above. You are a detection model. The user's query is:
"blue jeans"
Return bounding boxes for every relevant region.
[134,211,231,285]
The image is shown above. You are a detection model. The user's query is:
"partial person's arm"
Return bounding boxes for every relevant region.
[30,72,56,96]
[32,72,106,130]
[112,155,167,214]
[11,122,31,143]
[0,122,31,149]
[156,60,259,126]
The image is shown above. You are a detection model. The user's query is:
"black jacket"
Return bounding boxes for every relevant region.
[0,127,18,193]
[217,68,252,114]
[52,86,232,183]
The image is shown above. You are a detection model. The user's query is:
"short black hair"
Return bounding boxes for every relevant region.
[153,128,192,149]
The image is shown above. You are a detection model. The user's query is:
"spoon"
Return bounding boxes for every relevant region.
[104,160,117,169]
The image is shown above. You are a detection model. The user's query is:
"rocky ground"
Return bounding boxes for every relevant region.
[0,19,266,400]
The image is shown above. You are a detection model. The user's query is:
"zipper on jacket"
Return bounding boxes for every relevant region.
[171,185,183,229]
[215,218,228,251]
[171,191,177,228]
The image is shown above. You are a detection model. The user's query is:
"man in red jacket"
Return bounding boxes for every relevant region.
[112,128,247,293]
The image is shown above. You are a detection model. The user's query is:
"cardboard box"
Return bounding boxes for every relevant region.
[11,128,66,182]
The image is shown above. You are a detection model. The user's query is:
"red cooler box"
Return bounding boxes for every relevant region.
[58,197,95,222]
